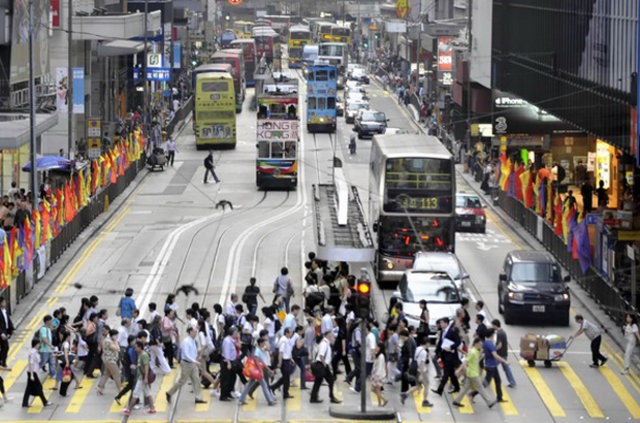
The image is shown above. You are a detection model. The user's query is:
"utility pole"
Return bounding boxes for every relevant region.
[28,0,39,283]
[67,0,73,158]
[143,0,149,152]
[466,0,473,153]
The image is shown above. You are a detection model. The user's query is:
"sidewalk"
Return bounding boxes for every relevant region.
[371,73,638,371]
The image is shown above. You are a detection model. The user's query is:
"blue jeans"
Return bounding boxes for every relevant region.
[240,377,275,404]
[40,351,56,378]
[295,357,306,389]
[500,362,516,386]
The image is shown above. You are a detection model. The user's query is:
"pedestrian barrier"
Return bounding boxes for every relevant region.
[497,191,634,326]
[165,96,194,137]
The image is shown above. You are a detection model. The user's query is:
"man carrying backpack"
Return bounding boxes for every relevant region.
[203,150,220,184]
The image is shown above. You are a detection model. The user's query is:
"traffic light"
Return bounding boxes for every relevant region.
[356,279,371,318]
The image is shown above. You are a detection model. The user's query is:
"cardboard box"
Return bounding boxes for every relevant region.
[536,337,549,360]
[520,333,539,356]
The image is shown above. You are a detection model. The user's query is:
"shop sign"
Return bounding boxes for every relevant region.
[51,0,60,28]
[437,37,453,71]
[72,68,84,114]
[87,119,102,159]
[133,68,171,82]
[147,53,162,68]
[395,0,411,18]
[494,116,507,134]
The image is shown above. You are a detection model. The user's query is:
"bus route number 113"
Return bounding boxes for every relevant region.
[400,196,438,210]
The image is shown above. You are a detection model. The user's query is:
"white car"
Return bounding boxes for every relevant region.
[384,127,412,135]
[412,251,470,291]
[350,67,370,84]
[346,92,366,104]
[345,100,369,123]
[345,80,363,90]
[391,270,463,341]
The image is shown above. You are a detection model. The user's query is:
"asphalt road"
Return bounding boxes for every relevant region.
[1,70,639,423]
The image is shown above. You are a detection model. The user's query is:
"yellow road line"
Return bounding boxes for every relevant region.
[65,376,95,413]
[2,359,27,391]
[154,368,178,413]
[241,391,257,411]
[602,342,640,393]
[521,361,566,417]
[600,365,640,419]
[458,392,474,414]
[28,375,56,413]
[489,380,517,415]
[109,393,129,414]
[287,384,302,411]
[412,387,431,413]
[557,362,604,418]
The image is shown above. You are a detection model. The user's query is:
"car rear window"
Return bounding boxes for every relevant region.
[511,262,561,283]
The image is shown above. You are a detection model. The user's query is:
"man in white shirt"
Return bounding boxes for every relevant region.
[573,314,607,368]
[165,327,206,404]
[226,294,239,317]
[117,319,131,352]
[310,331,341,404]
[321,307,334,334]
[270,327,295,399]
[365,324,376,376]
[282,305,300,335]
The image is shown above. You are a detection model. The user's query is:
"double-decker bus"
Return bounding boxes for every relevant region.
[306,64,337,133]
[256,73,300,190]
[253,27,279,69]
[369,134,456,282]
[318,42,348,72]
[229,39,257,87]
[331,24,351,44]
[210,49,246,113]
[194,71,236,149]
[232,20,254,39]
[220,30,237,48]
[288,25,311,68]
[192,63,234,97]
[262,15,292,35]
[318,22,335,43]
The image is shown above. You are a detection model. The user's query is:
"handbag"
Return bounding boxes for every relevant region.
[147,367,157,384]
[242,357,263,380]
[62,367,72,383]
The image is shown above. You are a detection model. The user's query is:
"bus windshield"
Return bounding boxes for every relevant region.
[201,81,229,92]
[319,44,343,56]
[383,157,453,213]
[378,216,453,257]
[291,31,310,40]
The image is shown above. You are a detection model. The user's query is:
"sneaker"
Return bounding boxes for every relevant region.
[231,391,241,398]
[488,400,497,409]
[422,400,434,407]
[400,393,407,405]
[147,408,157,414]
[348,387,359,394]
[452,401,464,407]
[507,383,516,388]
[589,364,599,368]
[133,404,142,410]
[123,409,131,416]
[210,389,220,397]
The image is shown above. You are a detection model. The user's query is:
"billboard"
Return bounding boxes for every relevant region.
[55,67,68,113]
[470,0,492,88]
[10,0,50,85]
[72,67,85,114]
[437,37,453,71]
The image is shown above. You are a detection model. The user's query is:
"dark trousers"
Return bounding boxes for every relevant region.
[0,374,5,395]
[591,335,606,366]
[204,168,220,183]
[401,367,415,393]
[346,348,360,383]
[332,351,352,376]
[220,362,237,400]
[163,341,174,367]
[271,360,293,397]
[85,341,101,376]
[167,150,175,166]
[22,372,47,407]
[0,338,8,366]
[436,356,460,394]
[310,362,335,401]
[294,357,307,389]
[484,366,502,400]
[354,361,373,392]
[115,372,135,400]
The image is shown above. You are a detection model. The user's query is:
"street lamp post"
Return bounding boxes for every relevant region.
[28,0,39,284]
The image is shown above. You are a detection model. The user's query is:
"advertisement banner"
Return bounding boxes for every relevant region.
[51,0,60,28]
[437,37,453,72]
[173,42,182,69]
[72,67,84,114]
[55,67,68,113]
[257,120,299,142]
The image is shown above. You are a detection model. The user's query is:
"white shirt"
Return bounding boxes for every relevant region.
[624,323,639,345]
[118,326,130,348]
[581,320,601,340]
[278,336,293,360]
[321,314,333,334]
[226,302,237,317]
[264,317,275,337]
[365,332,376,363]
[180,336,198,363]
[372,354,386,380]
[315,338,332,366]
[415,346,429,374]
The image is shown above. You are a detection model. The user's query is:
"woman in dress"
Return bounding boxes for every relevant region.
[370,342,388,406]
[22,339,50,408]
[622,313,640,374]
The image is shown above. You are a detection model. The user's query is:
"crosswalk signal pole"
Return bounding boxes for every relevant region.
[356,268,371,412]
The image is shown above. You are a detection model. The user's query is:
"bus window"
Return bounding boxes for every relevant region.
[317,97,326,109]
[308,71,315,80]
[271,142,284,158]
[258,104,268,118]
[287,104,297,119]
[258,141,269,157]
[308,97,317,109]
[329,69,336,80]
[327,97,336,109]
[316,70,328,81]
[270,103,287,117]
[285,141,296,158]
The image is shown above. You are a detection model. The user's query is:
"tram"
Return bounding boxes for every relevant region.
[306,64,337,133]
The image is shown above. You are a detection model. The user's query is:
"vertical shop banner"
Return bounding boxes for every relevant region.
[173,42,182,69]
[72,67,85,114]
[437,37,453,71]
[51,0,60,28]
[55,67,68,113]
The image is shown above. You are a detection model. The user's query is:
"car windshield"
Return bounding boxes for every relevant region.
[511,262,562,283]
[362,111,385,122]
[415,256,461,279]
[456,195,482,208]
[348,103,366,111]
[400,273,460,303]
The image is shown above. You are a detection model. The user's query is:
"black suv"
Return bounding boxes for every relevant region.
[354,110,388,139]
[498,250,571,326]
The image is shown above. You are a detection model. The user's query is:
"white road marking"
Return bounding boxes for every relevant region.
[476,241,498,251]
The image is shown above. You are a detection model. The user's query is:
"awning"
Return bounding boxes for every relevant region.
[97,40,145,57]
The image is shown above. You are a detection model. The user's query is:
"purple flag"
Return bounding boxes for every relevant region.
[507,172,516,198]
[566,213,578,254]
[575,219,592,274]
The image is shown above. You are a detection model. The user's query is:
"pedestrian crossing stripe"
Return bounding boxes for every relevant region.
[599,365,640,419]
[601,342,640,393]
[28,375,57,413]
[155,368,178,413]
[557,362,604,418]
[3,359,27,392]
[241,391,257,411]
[458,391,474,414]
[411,387,431,413]
[65,376,95,413]
[520,361,566,417]
[287,385,302,411]
[488,380,517,415]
